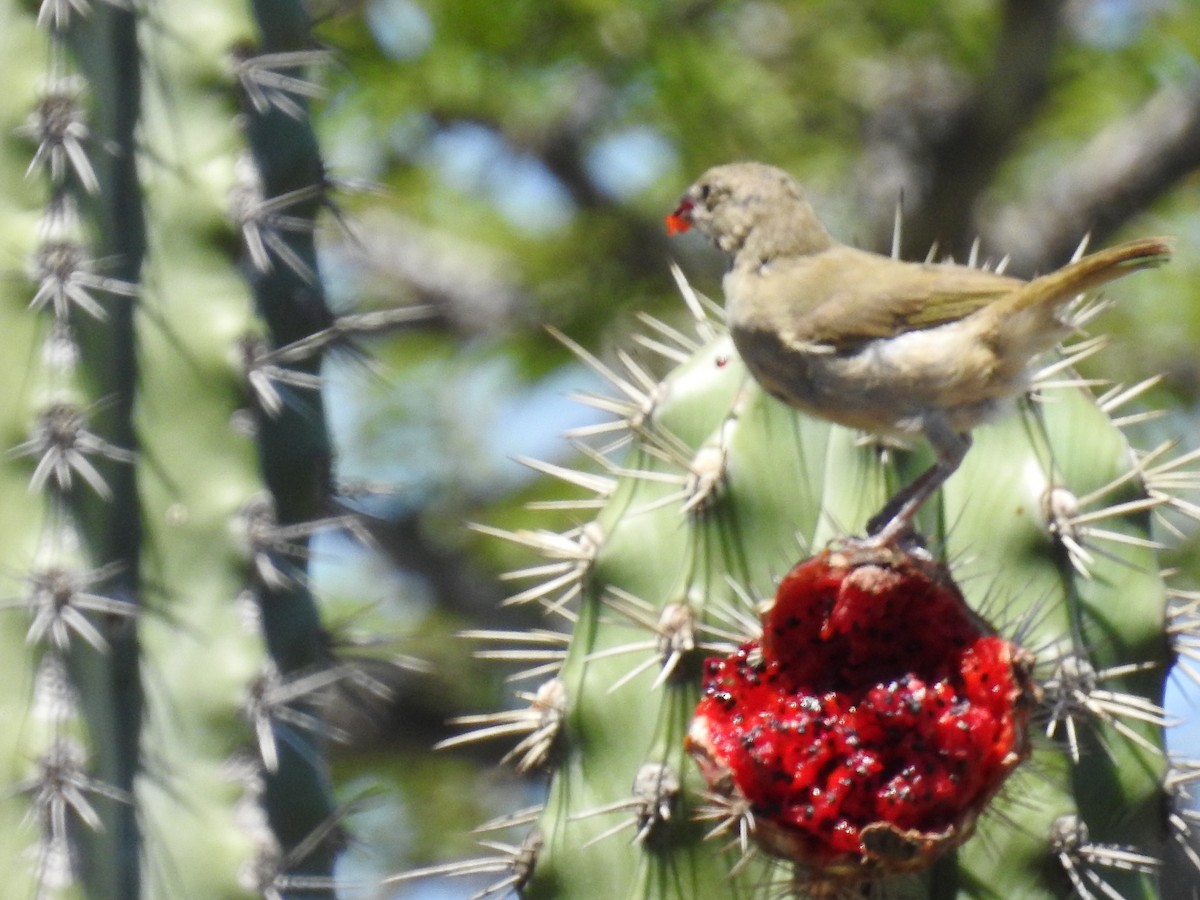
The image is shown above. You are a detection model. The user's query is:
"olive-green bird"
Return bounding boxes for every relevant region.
[667,161,1171,543]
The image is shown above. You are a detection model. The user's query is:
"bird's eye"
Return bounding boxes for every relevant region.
[699,183,711,202]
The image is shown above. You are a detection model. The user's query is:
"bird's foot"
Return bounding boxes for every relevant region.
[866,499,909,540]
[863,508,927,552]
[863,459,954,548]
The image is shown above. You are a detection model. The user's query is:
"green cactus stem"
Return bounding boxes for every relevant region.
[425,264,1193,899]
[0,1,389,896]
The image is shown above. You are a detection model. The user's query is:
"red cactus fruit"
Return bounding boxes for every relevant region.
[687,539,1034,877]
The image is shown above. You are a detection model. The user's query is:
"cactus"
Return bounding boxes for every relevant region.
[417,263,1200,898]
[0,1,397,896]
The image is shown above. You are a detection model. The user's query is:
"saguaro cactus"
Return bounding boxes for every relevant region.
[422,265,1197,898]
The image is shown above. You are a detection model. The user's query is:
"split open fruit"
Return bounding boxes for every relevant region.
[688,539,1034,876]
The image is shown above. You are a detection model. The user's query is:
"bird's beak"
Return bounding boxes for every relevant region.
[665,198,694,236]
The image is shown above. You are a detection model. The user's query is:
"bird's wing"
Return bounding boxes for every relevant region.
[773,247,1023,353]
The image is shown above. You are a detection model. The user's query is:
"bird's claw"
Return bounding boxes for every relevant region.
[863,511,926,551]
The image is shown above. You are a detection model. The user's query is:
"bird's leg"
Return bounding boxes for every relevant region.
[866,416,971,546]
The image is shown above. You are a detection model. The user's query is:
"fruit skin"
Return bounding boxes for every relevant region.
[688,540,1035,880]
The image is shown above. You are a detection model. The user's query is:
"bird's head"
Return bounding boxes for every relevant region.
[666,162,832,259]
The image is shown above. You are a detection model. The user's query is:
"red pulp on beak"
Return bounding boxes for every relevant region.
[665,199,694,236]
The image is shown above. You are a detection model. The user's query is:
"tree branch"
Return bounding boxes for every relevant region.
[981,76,1200,273]
[861,0,1068,258]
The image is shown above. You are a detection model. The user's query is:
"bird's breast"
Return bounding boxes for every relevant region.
[730,320,1021,438]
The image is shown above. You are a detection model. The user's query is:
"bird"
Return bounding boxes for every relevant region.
[666,161,1171,544]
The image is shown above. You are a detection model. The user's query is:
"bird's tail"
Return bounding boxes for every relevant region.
[980,236,1171,367]
[1001,236,1172,319]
